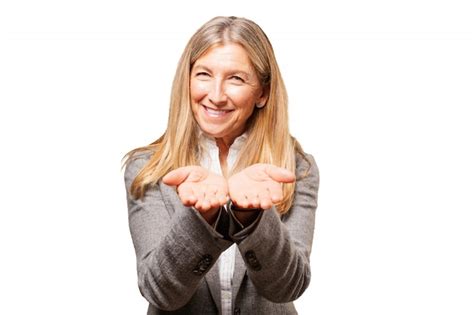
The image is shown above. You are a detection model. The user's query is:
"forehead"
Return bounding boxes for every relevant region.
[193,43,254,72]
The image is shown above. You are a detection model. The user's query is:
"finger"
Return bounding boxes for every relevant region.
[270,191,283,203]
[259,189,273,210]
[208,199,219,209]
[212,184,228,206]
[177,184,197,206]
[205,188,220,209]
[191,184,205,206]
[233,194,249,209]
[217,185,229,203]
[194,184,211,211]
[265,181,283,203]
[194,197,202,210]
[196,198,211,211]
[260,198,272,210]
[162,166,195,186]
[249,194,260,209]
[208,197,220,209]
[217,193,229,205]
[264,165,296,183]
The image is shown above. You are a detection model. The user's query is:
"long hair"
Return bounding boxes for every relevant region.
[124,16,306,214]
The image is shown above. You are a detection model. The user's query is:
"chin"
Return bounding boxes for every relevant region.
[198,123,227,138]
[201,129,226,138]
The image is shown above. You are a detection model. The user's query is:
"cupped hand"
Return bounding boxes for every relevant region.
[228,164,296,210]
[162,166,229,212]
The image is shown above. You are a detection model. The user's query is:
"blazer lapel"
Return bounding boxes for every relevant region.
[205,264,222,314]
[206,248,247,312]
[232,249,247,302]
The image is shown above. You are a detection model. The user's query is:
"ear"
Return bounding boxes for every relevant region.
[256,86,269,108]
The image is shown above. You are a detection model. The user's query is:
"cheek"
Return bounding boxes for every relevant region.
[226,86,258,111]
[190,81,208,101]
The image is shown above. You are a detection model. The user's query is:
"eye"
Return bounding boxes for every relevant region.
[230,75,244,82]
[196,71,210,77]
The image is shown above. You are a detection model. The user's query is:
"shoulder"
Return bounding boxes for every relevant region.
[123,150,153,187]
[295,151,319,180]
[294,151,320,201]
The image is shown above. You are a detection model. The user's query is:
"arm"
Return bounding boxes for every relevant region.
[230,153,319,302]
[124,155,233,310]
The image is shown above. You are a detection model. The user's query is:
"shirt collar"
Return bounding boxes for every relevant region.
[198,131,248,152]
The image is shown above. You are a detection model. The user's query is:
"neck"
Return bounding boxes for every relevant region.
[215,137,234,152]
[216,137,233,177]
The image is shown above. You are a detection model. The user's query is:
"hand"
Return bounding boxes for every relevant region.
[162,166,229,212]
[228,164,296,210]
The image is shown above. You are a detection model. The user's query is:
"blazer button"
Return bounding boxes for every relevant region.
[244,250,262,271]
[192,254,213,276]
[203,255,212,263]
[245,250,256,260]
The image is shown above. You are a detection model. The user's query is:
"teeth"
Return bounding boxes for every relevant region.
[205,106,229,117]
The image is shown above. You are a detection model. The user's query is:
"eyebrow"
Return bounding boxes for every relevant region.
[192,65,252,80]
[192,65,212,73]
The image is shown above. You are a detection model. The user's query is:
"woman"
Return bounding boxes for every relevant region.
[124,16,319,315]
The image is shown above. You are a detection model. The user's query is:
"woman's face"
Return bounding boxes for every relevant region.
[190,43,268,145]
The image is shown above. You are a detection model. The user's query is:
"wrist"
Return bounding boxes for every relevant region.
[197,206,221,225]
[227,200,261,227]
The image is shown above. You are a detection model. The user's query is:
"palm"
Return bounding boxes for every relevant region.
[228,164,295,210]
[163,166,228,211]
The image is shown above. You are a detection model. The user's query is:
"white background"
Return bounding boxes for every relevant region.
[1,1,473,314]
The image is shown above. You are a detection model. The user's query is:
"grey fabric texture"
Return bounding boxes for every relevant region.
[124,152,319,314]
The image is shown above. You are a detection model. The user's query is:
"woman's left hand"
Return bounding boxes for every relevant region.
[163,166,229,212]
[228,164,296,210]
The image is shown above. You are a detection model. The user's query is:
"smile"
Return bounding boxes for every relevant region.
[202,105,233,118]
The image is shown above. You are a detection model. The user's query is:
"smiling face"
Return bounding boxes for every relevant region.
[190,43,268,146]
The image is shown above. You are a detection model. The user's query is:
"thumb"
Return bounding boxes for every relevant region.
[162,166,194,186]
[264,165,296,183]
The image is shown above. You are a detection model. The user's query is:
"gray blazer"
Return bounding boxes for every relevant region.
[124,152,319,314]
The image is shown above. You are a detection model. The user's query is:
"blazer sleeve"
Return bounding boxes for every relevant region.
[124,155,233,311]
[231,153,319,303]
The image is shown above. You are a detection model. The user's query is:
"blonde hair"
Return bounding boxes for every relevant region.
[124,16,306,214]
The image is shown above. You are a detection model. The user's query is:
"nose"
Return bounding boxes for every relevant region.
[208,80,227,106]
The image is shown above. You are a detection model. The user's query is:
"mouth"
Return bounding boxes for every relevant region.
[202,105,234,118]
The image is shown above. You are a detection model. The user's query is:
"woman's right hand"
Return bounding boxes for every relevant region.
[228,163,296,210]
[163,166,229,213]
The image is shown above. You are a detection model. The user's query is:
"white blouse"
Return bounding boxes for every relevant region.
[199,133,247,315]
